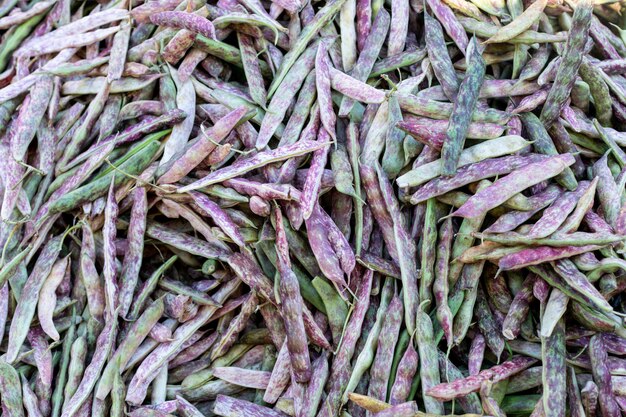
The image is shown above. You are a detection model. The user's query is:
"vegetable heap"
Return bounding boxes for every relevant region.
[1,0,626,416]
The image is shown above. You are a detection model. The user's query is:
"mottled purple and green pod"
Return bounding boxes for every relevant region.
[427,356,538,401]
[540,0,592,127]
[590,334,621,417]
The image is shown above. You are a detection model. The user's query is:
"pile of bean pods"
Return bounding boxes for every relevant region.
[3,0,626,415]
